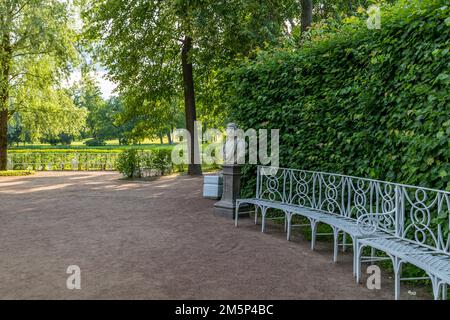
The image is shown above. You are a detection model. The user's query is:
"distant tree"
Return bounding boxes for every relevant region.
[41,133,74,146]
[71,73,107,141]
[7,113,22,147]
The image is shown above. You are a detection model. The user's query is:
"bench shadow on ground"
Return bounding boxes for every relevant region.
[237,212,432,300]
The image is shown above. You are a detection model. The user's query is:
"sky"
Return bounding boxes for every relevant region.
[97,72,117,99]
[66,68,117,100]
[67,0,117,99]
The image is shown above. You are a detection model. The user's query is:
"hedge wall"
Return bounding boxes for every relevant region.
[224,0,450,197]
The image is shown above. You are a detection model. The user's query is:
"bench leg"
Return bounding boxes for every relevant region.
[442,283,448,300]
[310,219,318,251]
[430,276,441,300]
[286,213,292,241]
[332,227,339,263]
[261,207,267,233]
[342,232,347,253]
[254,206,259,225]
[284,213,287,233]
[356,241,363,284]
[235,202,240,227]
[393,257,403,300]
[352,238,357,277]
[370,247,376,265]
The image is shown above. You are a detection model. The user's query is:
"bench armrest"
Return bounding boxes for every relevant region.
[357,212,395,236]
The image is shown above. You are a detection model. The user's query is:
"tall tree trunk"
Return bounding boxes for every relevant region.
[0,108,7,171]
[0,84,8,171]
[167,130,173,145]
[159,132,163,145]
[181,36,202,176]
[0,31,11,171]
[301,0,313,32]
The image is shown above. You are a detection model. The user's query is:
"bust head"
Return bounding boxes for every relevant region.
[223,123,238,164]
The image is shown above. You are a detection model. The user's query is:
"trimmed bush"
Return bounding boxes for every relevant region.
[224,0,450,197]
[0,170,35,177]
[84,138,107,147]
[6,147,176,171]
[9,149,124,154]
[7,152,120,171]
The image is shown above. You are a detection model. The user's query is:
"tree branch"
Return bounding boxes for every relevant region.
[12,50,54,58]
[11,1,31,20]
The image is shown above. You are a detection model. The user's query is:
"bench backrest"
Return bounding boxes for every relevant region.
[256,166,450,253]
[398,185,450,253]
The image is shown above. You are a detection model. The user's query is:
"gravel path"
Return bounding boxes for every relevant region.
[0,172,429,299]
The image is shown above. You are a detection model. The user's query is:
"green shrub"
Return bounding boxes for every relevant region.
[84,138,107,147]
[0,170,35,177]
[116,149,141,178]
[142,149,173,175]
[224,0,450,198]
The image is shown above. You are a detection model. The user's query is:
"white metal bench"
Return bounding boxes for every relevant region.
[235,166,450,300]
[356,183,450,300]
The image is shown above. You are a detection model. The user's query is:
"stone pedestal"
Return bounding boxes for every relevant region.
[214,164,249,219]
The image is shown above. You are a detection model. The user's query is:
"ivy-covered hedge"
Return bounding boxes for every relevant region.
[224,0,450,197]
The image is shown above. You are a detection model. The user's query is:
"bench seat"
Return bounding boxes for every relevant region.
[358,236,450,299]
[236,198,341,225]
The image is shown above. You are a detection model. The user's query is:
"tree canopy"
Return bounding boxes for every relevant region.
[0,0,410,173]
[0,0,86,169]
[82,0,302,174]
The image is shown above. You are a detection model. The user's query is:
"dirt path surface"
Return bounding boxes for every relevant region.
[0,172,429,299]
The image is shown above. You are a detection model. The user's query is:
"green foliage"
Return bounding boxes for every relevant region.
[0,170,35,177]
[71,73,107,139]
[82,0,302,135]
[7,113,30,146]
[224,0,450,198]
[70,74,133,142]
